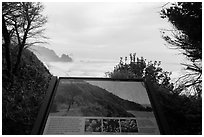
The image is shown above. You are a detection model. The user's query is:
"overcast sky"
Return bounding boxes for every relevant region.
[42,2,187,77]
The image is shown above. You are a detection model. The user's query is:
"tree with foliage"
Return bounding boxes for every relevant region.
[106,53,173,91]
[2,2,50,135]
[160,2,202,97]
[2,15,12,77]
[2,2,18,77]
[65,83,82,112]
[2,2,47,74]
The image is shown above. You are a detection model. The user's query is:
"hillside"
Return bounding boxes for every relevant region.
[50,80,151,117]
[30,46,73,62]
[2,45,52,135]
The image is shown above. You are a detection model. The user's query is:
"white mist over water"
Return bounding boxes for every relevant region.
[45,58,119,77]
[44,57,184,81]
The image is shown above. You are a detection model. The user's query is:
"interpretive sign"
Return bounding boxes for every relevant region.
[32,77,169,135]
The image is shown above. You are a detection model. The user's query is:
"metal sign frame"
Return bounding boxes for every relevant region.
[31,77,170,135]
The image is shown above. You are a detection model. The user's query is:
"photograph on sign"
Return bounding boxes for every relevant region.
[43,79,160,135]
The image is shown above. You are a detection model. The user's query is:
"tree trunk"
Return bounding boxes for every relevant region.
[67,97,74,112]
[13,15,30,74]
[2,15,12,77]
[13,45,24,74]
[67,103,71,112]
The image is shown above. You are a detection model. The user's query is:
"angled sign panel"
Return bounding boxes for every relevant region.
[32,77,168,135]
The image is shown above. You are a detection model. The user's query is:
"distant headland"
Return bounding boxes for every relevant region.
[30,46,73,62]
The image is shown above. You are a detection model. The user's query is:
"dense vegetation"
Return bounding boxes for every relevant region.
[2,2,52,134]
[2,45,52,134]
[159,3,202,134]
[106,54,201,134]
[161,2,202,96]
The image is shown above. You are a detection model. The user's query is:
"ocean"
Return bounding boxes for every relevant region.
[43,58,182,83]
[44,58,119,77]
